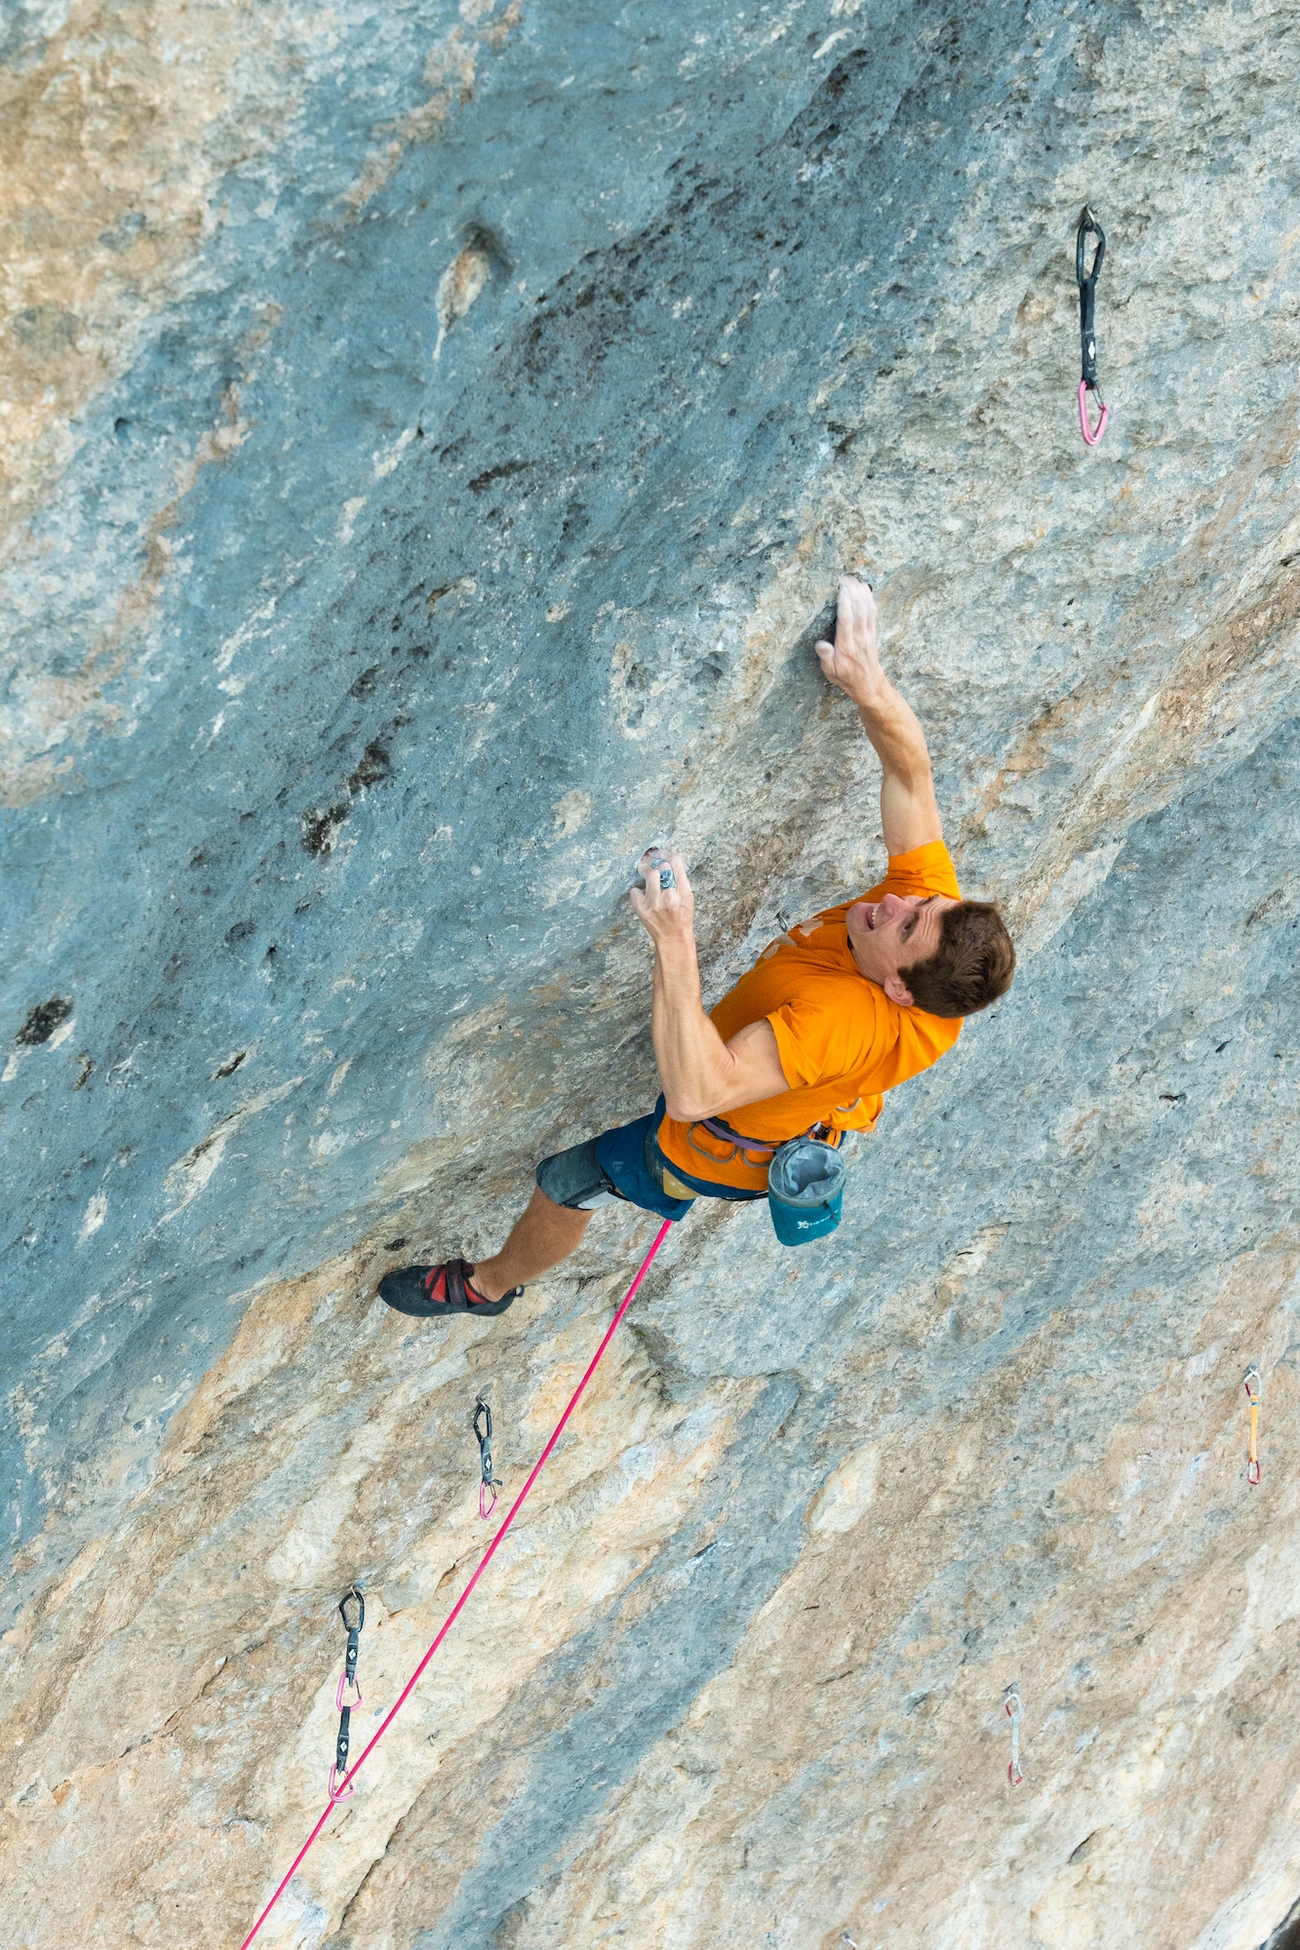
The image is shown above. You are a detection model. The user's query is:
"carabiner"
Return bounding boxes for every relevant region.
[474,1397,501,1519]
[1078,379,1108,448]
[338,1585,365,1684]
[1076,207,1108,447]
[1244,1367,1262,1485]
[328,1583,365,1797]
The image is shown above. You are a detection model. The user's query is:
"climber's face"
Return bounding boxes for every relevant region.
[846,892,955,1004]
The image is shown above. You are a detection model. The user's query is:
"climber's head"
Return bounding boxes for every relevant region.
[848,893,1015,1016]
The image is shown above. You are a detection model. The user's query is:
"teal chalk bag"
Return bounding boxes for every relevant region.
[767,1137,847,1247]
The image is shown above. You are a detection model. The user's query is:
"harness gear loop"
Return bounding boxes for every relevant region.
[331,1586,365,1798]
[687,1114,841,1170]
[474,1397,501,1520]
[1076,207,1108,447]
[1244,1367,1262,1485]
[686,1117,775,1168]
[1004,1688,1024,1786]
[238,1218,675,1950]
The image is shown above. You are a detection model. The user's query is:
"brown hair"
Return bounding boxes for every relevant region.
[901,900,1016,1018]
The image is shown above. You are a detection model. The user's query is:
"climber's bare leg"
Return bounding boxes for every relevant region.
[471,1185,593,1301]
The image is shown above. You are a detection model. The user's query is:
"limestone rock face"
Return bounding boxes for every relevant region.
[3,2,1300,1946]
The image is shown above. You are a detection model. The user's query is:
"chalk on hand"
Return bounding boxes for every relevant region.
[633,847,676,891]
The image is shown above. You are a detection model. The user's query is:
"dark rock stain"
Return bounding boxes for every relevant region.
[15,999,73,1046]
[347,740,392,792]
[467,459,529,495]
[301,803,351,855]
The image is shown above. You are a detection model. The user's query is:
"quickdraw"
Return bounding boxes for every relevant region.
[1244,1367,1262,1486]
[1004,1688,1024,1786]
[474,1396,501,1520]
[329,1586,365,1801]
[238,1219,674,1950]
[1076,207,1108,447]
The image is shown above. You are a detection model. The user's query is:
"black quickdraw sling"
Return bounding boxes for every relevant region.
[1077,206,1108,447]
[329,1586,365,1801]
[474,1397,501,1520]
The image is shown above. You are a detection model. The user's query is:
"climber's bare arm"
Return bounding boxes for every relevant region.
[629,850,790,1121]
[816,574,943,856]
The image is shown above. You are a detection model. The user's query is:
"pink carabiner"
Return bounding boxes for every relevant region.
[1247,1459,1262,1487]
[335,1670,363,1715]
[1078,380,1108,447]
[327,1763,354,1802]
[479,1479,498,1521]
[1008,1761,1024,1787]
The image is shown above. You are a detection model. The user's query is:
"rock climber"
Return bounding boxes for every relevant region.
[378,575,1016,1319]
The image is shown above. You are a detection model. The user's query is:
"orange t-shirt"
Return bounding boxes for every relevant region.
[656,841,962,1191]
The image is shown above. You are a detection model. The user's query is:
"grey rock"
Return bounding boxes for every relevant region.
[2,1,1299,1946]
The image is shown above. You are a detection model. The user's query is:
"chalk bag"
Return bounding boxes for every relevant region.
[767,1137,846,1247]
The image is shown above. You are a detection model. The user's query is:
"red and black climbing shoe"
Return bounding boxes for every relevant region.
[377,1258,522,1319]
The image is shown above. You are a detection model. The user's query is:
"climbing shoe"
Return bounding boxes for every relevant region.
[377,1257,522,1319]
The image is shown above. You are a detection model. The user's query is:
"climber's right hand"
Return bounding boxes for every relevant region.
[629,848,695,946]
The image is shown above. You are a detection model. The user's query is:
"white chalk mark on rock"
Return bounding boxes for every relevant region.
[1020,840,1124,956]
[215,596,277,673]
[552,789,592,835]
[336,498,367,547]
[78,1193,108,1241]
[809,1444,879,1534]
[160,1078,302,1221]
[374,426,417,479]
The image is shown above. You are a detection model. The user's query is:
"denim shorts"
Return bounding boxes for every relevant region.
[536,1097,765,1222]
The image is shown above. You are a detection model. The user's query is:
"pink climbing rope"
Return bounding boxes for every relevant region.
[237,1218,674,1949]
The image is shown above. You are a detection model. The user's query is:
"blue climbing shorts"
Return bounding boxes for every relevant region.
[536,1098,764,1223]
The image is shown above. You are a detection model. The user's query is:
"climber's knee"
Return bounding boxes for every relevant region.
[535,1137,625,1211]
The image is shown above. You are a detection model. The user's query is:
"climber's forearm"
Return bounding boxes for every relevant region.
[853,681,943,856]
[650,935,737,1122]
[649,939,791,1119]
[630,847,790,1120]
[815,576,943,854]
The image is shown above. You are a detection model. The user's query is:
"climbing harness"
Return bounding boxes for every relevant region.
[329,1587,365,1801]
[1244,1366,1262,1485]
[1076,207,1108,447]
[684,1116,849,1245]
[1004,1688,1024,1786]
[474,1396,501,1519]
[693,1116,776,1164]
[238,1217,675,1950]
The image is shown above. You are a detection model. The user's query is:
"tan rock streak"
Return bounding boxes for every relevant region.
[0,0,305,556]
[0,1228,749,1947]
[0,0,522,805]
[502,1247,1300,1950]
